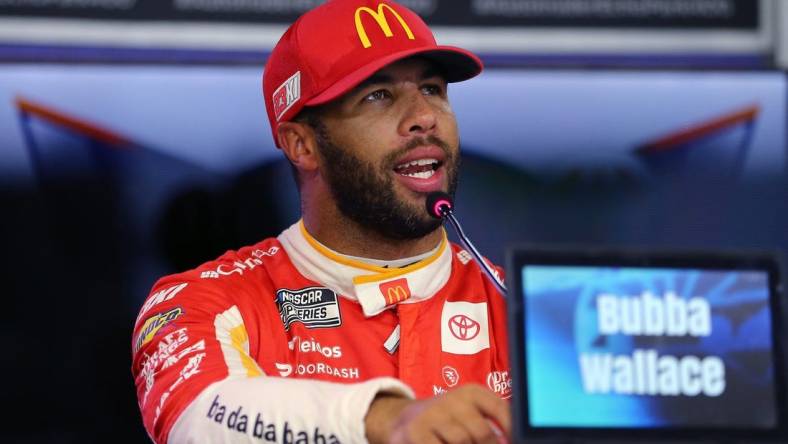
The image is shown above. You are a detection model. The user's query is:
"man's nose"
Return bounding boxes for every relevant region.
[398,92,438,136]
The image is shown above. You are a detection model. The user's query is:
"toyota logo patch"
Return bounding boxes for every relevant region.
[448,314,480,341]
[441,302,490,355]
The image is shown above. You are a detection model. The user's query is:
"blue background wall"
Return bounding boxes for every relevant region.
[1,65,786,442]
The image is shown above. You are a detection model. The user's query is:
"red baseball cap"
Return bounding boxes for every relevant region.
[262,0,483,147]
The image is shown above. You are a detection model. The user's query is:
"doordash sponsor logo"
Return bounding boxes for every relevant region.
[275,362,293,377]
[296,363,359,380]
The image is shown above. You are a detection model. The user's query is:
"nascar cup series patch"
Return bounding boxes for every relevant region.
[276,287,342,330]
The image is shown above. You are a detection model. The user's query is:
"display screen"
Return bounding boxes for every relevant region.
[522,265,778,429]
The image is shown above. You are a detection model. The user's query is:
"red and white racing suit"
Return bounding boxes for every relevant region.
[131,220,510,443]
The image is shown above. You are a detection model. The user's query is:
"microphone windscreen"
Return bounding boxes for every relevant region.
[425,192,453,219]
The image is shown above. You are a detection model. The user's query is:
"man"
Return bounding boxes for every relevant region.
[131,1,510,442]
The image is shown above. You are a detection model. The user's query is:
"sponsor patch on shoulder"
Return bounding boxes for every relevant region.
[135,307,184,352]
[275,287,341,330]
[137,283,188,322]
[456,249,473,265]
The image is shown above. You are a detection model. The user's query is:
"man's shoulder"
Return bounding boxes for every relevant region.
[134,236,291,326]
[145,236,289,301]
[446,241,502,269]
[192,236,286,280]
[445,240,506,289]
[447,241,475,267]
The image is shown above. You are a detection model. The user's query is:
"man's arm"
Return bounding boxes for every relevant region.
[168,376,412,443]
[132,276,412,443]
[365,385,510,444]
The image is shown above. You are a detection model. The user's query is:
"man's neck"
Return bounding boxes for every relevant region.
[302,208,443,262]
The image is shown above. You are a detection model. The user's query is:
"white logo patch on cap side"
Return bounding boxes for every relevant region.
[273,71,301,121]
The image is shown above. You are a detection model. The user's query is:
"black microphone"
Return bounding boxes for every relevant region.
[426,192,453,219]
[425,192,507,296]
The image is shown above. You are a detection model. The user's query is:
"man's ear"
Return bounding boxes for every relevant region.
[276,121,320,174]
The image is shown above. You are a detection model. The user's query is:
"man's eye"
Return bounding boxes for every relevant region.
[422,84,443,96]
[364,90,390,102]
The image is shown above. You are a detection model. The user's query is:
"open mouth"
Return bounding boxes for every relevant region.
[393,158,442,180]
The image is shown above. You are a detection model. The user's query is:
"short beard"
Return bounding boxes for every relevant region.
[311,120,459,241]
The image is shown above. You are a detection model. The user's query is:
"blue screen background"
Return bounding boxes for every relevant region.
[523,265,776,428]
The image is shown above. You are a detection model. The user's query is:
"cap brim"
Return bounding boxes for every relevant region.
[305,45,482,107]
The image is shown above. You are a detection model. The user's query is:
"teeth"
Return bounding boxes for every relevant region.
[397,158,438,169]
[403,170,435,179]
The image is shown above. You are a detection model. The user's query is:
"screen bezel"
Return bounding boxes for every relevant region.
[505,247,786,443]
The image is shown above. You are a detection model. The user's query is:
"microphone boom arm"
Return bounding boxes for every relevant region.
[439,206,508,297]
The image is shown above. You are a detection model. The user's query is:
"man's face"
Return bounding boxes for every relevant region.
[314,57,461,240]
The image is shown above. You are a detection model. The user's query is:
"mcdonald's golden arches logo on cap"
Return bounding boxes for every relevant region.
[354,3,415,49]
[379,278,412,305]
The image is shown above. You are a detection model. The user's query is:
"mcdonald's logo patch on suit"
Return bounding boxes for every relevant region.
[379,278,412,305]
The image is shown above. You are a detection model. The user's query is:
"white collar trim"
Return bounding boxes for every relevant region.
[277,220,452,317]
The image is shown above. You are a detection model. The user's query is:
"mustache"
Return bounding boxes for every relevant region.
[384,135,454,166]
[404,135,451,152]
